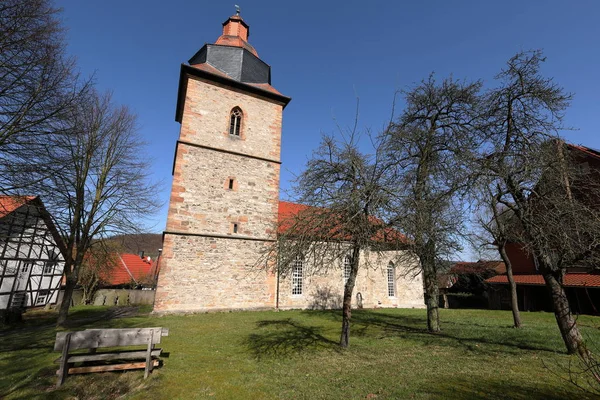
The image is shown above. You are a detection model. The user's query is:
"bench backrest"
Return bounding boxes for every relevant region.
[54,327,169,352]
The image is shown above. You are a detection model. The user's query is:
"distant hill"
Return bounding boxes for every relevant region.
[107,233,163,259]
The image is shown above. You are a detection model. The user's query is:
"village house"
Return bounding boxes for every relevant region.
[0,196,65,316]
[154,11,424,313]
[438,260,506,309]
[486,143,600,314]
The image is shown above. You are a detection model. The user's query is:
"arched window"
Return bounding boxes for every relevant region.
[229,107,242,136]
[292,255,303,295]
[387,262,396,297]
[343,254,352,284]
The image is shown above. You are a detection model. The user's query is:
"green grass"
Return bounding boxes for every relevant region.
[1,306,599,399]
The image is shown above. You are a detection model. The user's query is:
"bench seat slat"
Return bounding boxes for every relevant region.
[62,360,160,375]
[83,327,168,337]
[54,328,165,351]
[56,349,162,364]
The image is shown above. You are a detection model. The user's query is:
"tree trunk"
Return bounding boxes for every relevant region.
[421,242,440,332]
[340,245,361,348]
[56,259,77,327]
[57,275,75,326]
[498,243,521,328]
[542,269,589,359]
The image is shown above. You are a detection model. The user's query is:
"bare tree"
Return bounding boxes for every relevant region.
[477,50,600,357]
[274,127,406,348]
[386,75,481,332]
[472,186,522,328]
[0,0,88,192]
[78,241,122,305]
[37,90,161,326]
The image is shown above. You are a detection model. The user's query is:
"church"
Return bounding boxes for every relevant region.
[153,11,424,313]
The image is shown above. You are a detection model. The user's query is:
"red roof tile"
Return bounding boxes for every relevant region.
[0,195,36,218]
[101,253,153,286]
[486,273,600,288]
[277,201,407,244]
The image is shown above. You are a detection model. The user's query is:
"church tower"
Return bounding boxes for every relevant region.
[154,11,290,312]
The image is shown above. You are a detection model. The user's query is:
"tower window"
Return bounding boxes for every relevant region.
[228,178,234,190]
[387,262,396,297]
[292,256,303,295]
[232,223,238,234]
[229,107,242,136]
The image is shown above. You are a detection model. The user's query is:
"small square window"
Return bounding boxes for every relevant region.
[36,290,49,305]
[44,262,54,274]
[21,262,33,273]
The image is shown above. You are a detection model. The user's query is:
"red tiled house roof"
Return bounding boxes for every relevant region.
[0,195,37,218]
[487,273,600,288]
[100,253,153,286]
[485,142,600,289]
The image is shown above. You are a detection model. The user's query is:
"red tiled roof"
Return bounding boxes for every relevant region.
[277,201,407,244]
[214,36,258,56]
[278,201,310,234]
[486,273,600,288]
[101,253,153,286]
[215,14,258,57]
[0,195,36,218]
[450,260,506,275]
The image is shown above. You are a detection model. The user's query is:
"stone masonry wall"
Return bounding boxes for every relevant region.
[154,74,283,313]
[180,77,283,161]
[154,234,275,312]
[167,145,280,237]
[277,249,424,310]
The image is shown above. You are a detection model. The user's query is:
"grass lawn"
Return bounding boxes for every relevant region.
[1,306,599,399]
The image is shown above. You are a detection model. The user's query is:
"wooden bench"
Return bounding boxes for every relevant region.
[54,327,169,387]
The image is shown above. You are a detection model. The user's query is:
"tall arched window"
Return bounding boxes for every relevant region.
[387,262,396,297]
[292,255,303,295]
[229,107,242,136]
[343,254,352,284]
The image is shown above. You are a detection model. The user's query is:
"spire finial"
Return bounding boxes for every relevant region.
[235,5,240,15]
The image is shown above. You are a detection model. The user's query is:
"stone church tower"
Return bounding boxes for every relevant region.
[154,11,291,313]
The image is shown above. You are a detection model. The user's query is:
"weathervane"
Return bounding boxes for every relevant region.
[235,5,240,15]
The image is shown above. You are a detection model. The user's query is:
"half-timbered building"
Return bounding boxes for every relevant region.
[0,196,65,312]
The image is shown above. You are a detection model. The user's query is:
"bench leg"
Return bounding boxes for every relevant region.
[144,330,154,379]
[56,333,72,388]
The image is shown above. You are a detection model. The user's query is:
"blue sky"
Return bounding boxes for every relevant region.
[55,1,600,241]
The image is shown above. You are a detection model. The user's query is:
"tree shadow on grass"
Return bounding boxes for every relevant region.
[243,318,340,360]
[302,309,562,356]
[425,376,592,400]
